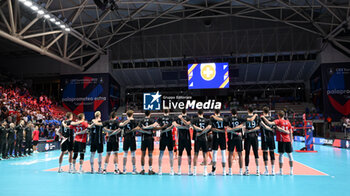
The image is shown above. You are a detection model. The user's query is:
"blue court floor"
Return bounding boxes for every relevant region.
[0,141,349,196]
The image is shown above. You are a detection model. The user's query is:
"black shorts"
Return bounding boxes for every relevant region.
[207,134,213,151]
[178,139,191,156]
[90,142,104,153]
[33,140,38,146]
[278,142,293,153]
[106,140,119,152]
[194,139,208,153]
[244,136,259,158]
[159,136,173,151]
[61,140,73,152]
[141,138,154,151]
[212,134,226,150]
[227,138,243,152]
[261,136,276,151]
[123,139,136,151]
[73,142,86,153]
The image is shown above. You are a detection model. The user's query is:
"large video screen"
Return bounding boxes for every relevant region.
[188,62,229,89]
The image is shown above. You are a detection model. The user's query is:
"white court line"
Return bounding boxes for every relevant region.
[10,156,68,165]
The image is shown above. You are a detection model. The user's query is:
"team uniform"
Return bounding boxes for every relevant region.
[261,116,275,151]
[7,128,15,156]
[90,123,104,153]
[104,120,120,152]
[122,120,137,151]
[243,115,260,165]
[24,126,33,155]
[0,126,7,158]
[274,119,293,153]
[158,116,174,151]
[139,118,155,152]
[176,115,191,156]
[15,125,24,156]
[211,117,226,151]
[226,116,244,152]
[71,122,89,153]
[191,117,211,153]
[60,120,73,152]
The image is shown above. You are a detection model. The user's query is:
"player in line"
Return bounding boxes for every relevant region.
[262,110,294,175]
[137,110,156,175]
[191,109,212,176]
[102,111,122,174]
[259,107,276,175]
[119,110,139,174]
[57,112,74,173]
[173,109,192,175]
[210,109,227,175]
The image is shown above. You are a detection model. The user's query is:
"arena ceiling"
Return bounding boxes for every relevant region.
[0,0,350,71]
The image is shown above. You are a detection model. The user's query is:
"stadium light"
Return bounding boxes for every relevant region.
[19,0,72,32]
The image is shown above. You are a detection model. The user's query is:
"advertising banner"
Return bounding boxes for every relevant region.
[61,73,119,121]
[322,63,350,121]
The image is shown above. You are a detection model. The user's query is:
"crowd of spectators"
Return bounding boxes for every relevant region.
[0,84,64,160]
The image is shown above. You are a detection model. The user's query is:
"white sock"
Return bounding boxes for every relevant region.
[59,163,62,169]
[229,168,232,173]
[256,166,259,171]
[194,166,197,173]
[73,163,76,170]
[265,166,268,171]
[280,168,283,173]
[290,167,293,172]
[240,168,243,173]
[142,165,144,170]
[188,165,191,171]
[245,166,249,171]
[159,167,162,172]
[272,165,275,172]
[115,164,118,170]
[104,163,108,170]
[69,163,72,170]
[133,165,136,171]
[204,166,207,173]
[149,166,152,170]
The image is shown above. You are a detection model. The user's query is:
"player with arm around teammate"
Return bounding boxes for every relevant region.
[262,110,294,175]
[173,109,192,175]
[191,109,212,176]
[137,110,156,175]
[102,111,122,174]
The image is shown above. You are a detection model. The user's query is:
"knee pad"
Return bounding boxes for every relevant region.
[123,151,128,158]
[221,151,226,163]
[279,154,283,163]
[213,150,218,162]
[80,153,84,160]
[73,153,78,160]
[263,151,268,161]
[287,153,293,161]
[131,151,136,158]
[270,151,275,161]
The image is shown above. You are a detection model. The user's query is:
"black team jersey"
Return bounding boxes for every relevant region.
[103,120,120,143]
[225,116,244,140]
[7,128,15,141]
[123,119,137,140]
[90,122,104,144]
[24,127,33,141]
[210,116,226,139]
[176,115,191,141]
[60,120,73,142]
[191,117,211,141]
[138,117,155,140]
[157,115,173,139]
[244,115,260,138]
[261,115,275,142]
[0,126,6,141]
[15,125,24,140]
